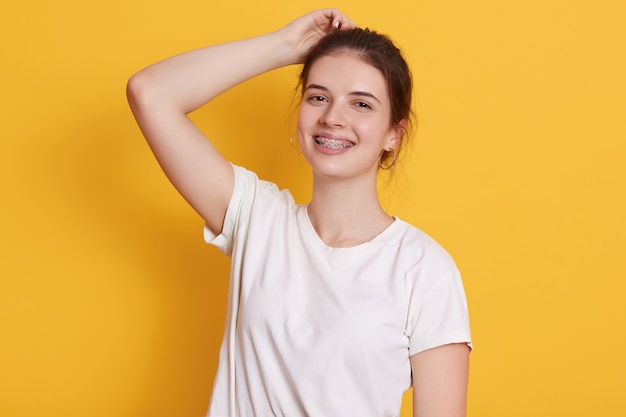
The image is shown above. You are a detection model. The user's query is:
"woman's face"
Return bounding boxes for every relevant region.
[297,53,400,180]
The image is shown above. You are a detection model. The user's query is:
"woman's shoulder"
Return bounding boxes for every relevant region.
[392,218,458,271]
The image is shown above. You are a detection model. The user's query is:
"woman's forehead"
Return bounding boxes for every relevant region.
[306,54,389,99]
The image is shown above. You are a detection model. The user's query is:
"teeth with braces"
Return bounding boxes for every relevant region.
[314,136,353,149]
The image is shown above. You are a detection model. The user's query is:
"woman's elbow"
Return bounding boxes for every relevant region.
[126,71,152,112]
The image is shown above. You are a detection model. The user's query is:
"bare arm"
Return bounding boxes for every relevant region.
[411,343,470,417]
[126,9,355,234]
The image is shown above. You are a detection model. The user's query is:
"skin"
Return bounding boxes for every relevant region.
[298,53,401,247]
[298,54,399,181]
[126,9,356,235]
[412,343,470,417]
[126,9,469,416]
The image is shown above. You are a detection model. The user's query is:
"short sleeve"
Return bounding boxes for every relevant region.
[204,164,258,255]
[405,243,472,355]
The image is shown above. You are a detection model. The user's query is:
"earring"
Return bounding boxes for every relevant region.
[290,134,302,154]
[378,148,397,170]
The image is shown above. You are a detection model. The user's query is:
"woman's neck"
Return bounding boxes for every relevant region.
[307,175,394,248]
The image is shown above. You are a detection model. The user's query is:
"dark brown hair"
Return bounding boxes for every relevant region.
[299,28,414,167]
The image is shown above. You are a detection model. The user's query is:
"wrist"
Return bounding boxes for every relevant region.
[269,27,304,67]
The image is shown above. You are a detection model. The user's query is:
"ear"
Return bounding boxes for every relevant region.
[385,119,407,151]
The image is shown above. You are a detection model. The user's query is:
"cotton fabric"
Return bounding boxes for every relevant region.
[204,164,471,417]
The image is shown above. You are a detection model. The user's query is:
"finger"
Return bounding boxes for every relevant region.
[333,14,357,30]
[325,9,356,30]
[342,17,357,29]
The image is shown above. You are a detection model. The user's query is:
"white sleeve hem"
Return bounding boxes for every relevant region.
[409,331,473,356]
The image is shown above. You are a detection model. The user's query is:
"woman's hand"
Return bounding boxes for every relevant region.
[276,9,356,65]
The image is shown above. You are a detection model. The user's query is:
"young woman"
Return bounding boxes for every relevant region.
[127,9,471,417]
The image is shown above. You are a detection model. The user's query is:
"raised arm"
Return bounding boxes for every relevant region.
[411,343,470,417]
[126,9,355,234]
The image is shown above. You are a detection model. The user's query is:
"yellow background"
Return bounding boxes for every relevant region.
[1,0,625,416]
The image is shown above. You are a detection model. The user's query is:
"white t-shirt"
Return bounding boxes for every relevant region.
[204,165,471,417]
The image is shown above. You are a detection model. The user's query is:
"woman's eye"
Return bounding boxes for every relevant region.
[308,95,327,103]
[356,101,372,109]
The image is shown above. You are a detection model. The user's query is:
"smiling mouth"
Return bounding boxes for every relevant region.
[314,136,354,149]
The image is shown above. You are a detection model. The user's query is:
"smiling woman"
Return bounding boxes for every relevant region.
[127,8,471,417]
[298,54,397,180]
[299,27,413,171]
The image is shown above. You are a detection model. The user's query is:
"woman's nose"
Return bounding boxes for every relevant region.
[320,103,346,127]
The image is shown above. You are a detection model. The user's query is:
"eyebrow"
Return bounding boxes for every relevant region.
[305,84,381,103]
